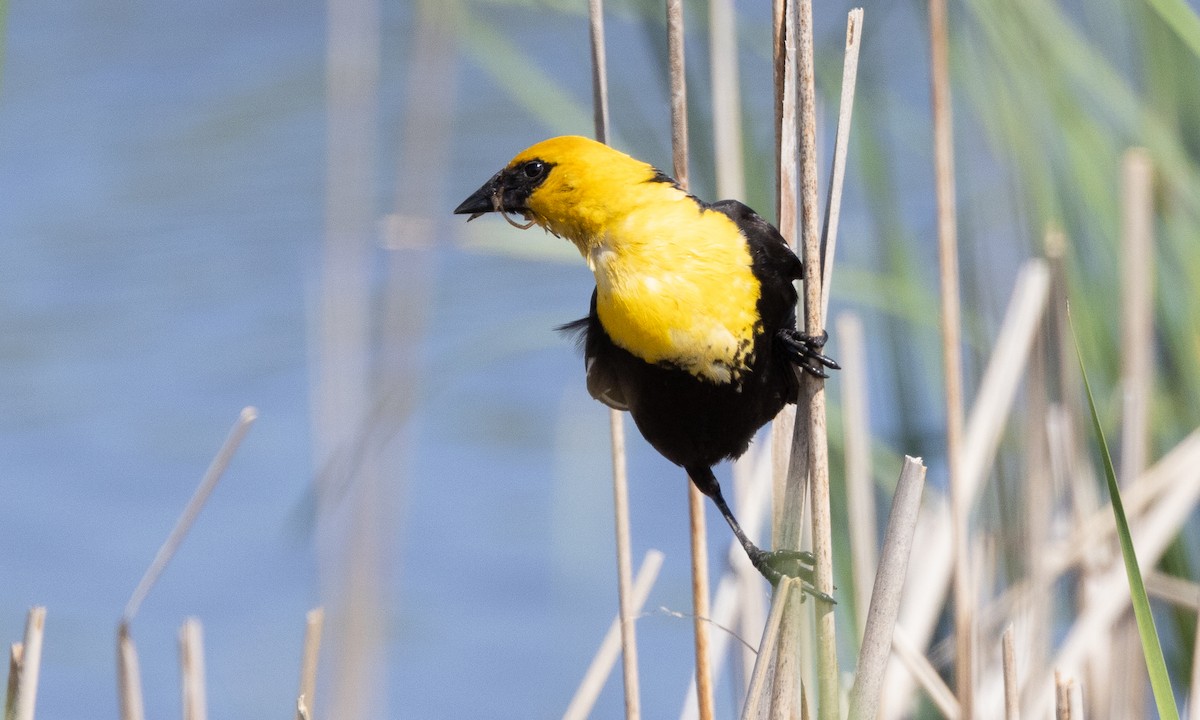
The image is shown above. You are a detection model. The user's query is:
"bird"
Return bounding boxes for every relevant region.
[454,135,838,596]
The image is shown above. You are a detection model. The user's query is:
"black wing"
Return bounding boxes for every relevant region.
[556,291,629,411]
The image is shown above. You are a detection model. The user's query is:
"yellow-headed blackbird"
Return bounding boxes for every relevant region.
[455,136,837,591]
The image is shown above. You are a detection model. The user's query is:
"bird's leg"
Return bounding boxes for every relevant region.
[778,328,840,379]
[686,466,834,603]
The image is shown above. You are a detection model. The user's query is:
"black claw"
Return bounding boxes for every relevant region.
[779,328,840,379]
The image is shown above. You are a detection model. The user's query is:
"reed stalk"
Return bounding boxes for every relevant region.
[588,1,641,710]
[117,622,144,720]
[847,457,926,720]
[1003,624,1019,720]
[9,608,43,720]
[820,9,863,321]
[124,407,258,621]
[179,618,207,720]
[838,312,876,643]
[4,643,18,720]
[1113,147,1155,719]
[708,0,744,201]
[928,0,972,710]
[739,578,796,720]
[297,608,324,720]
[665,3,715,716]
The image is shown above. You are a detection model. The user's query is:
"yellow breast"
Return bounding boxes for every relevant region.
[589,201,761,384]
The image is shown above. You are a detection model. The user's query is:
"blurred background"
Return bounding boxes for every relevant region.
[2,0,1199,717]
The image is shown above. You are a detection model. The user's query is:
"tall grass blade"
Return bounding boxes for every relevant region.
[1071,309,1180,720]
[1143,0,1200,59]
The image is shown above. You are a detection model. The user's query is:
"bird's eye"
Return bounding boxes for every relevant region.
[522,160,547,179]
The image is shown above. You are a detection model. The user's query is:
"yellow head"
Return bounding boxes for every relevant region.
[454,136,683,256]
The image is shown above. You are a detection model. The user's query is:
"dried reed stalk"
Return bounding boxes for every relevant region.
[684,451,773,715]
[588,0,610,146]
[666,2,715,716]
[9,608,44,720]
[838,312,876,642]
[117,622,145,720]
[1145,571,1200,610]
[740,577,796,720]
[1119,147,1154,489]
[709,0,744,200]
[179,618,207,720]
[1055,672,1070,720]
[789,0,838,716]
[297,608,324,720]
[766,2,807,717]
[770,0,799,547]
[927,0,971,712]
[686,483,716,720]
[848,457,927,720]
[1054,671,1083,720]
[820,9,863,320]
[5,643,19,720]
[586,0,642,713]
[564,551,665,720]
[1114,146,1154,720]
[124,407,258,621]
[1002,625,1019,720]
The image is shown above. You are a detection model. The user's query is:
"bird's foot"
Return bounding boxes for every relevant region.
[778,328,840,379]
[747,547,835,604]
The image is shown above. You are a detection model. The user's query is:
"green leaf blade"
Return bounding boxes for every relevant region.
[1071,308,1180,720]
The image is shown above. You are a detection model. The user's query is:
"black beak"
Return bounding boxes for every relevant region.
[453,171,502,220]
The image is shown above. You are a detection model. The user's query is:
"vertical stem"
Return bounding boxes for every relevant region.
[846,457,927,720]
[666,2,713,717]
[590,0,642,714]
[117,622,145,720]
[1114,147,1154,720]
[667,0,690,190]
[610,409,642,720]
[771,0,800,547]
[297,608,325,720]
[179,618,207,720]
[11,608,43,720]
[820,9,864,322]
[1002,625,1019,720]
[688,483,717,720]
[588,0,611,146]
[839,313,876,644]
[740,578,796,720]
[1119,148,1153,487]
[768,4,804,718]
[792,0,838,716]
[5,643,19,720]
[928,0,971,715]
[709,0,744,200]
[320,0,383,713]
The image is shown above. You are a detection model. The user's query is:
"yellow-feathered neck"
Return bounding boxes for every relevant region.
[507,136,682,253]
[506,136,762,384]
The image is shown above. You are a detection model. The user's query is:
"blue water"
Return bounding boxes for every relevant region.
[0,1,939,718]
